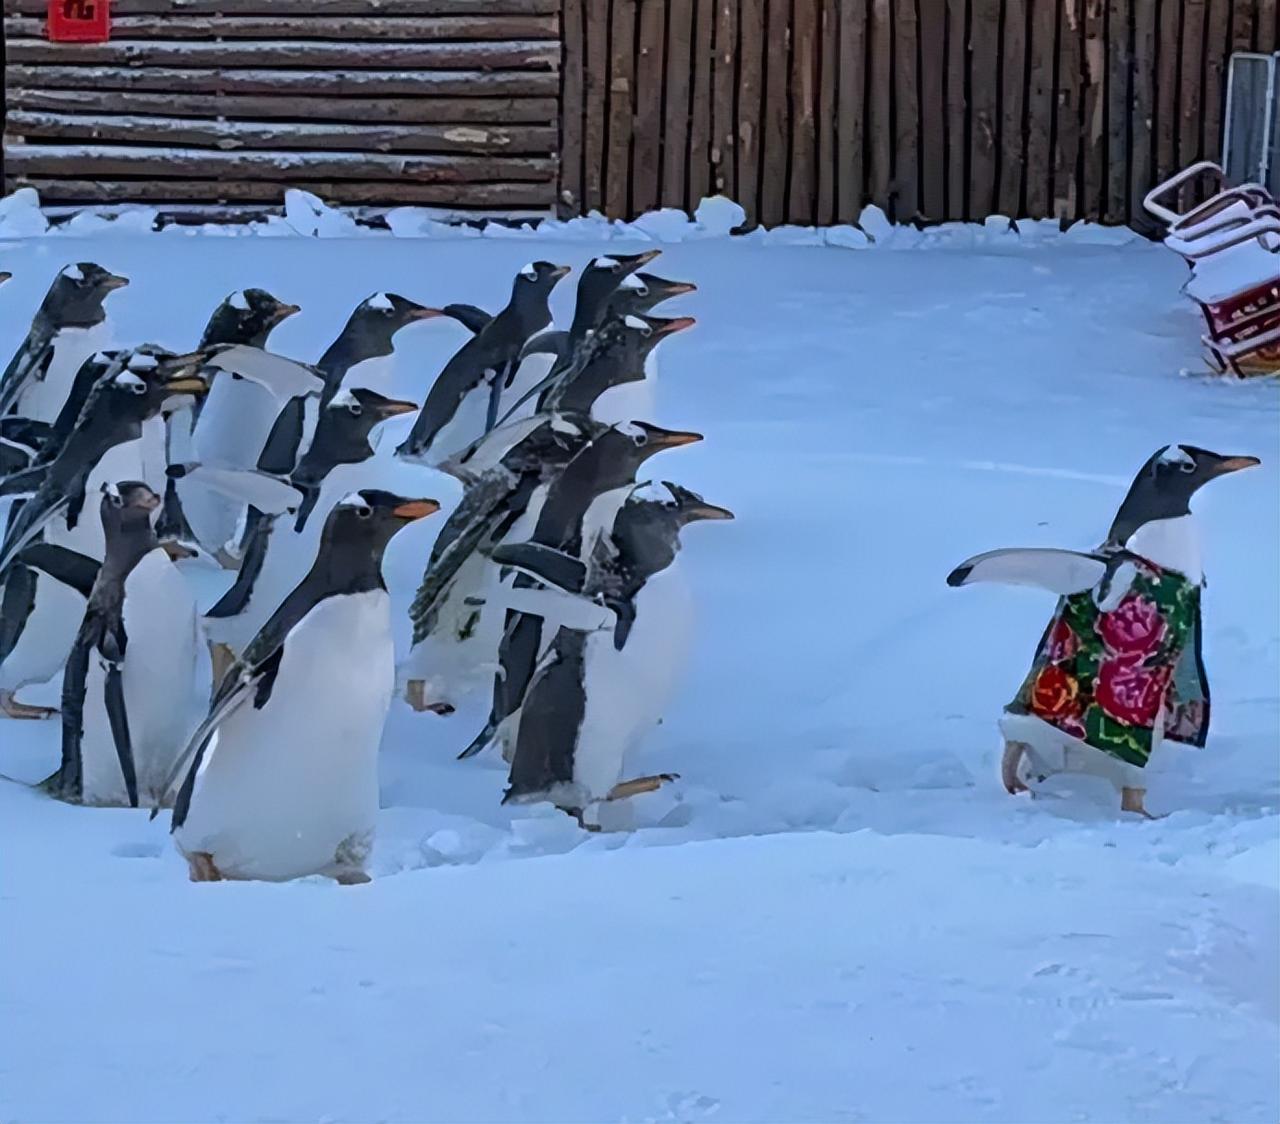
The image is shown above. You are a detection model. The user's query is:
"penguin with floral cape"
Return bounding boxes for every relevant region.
[948,445,1260,817]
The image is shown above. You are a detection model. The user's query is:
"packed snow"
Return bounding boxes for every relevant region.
[0,216,1277,1123]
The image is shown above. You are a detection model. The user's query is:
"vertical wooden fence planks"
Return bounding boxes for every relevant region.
[1104,0,1131,224]
[918,0,947,221]
[999,0,1030,218]
[836,0,867,222]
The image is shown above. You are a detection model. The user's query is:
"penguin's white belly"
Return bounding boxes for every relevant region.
[573,563,692,800]
[187,376,284,551]
[18,323,112,422]
[176,590,393,881]
[591,353,657,425]
[0,571,83,691]
[424,385,492,466]
[502,352,555,427]
[80,550,200,806]
[400,549,505,707]
[1124,515,1202,582]
[579,486,633,555]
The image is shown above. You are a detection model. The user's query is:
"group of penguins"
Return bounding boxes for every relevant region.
[0,250,732,884]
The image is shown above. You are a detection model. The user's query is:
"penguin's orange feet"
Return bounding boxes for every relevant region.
[333,869,372,885]
[1121,787,1163,820]
[1000,741,1030,795]
[567,807,603,832]
[187,852,224,882]
[606,773,680,801]
[0,690,57,720]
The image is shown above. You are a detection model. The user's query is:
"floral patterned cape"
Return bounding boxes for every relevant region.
[1006,555,1209,768]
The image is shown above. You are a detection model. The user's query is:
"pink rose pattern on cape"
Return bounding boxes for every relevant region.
[1008,557,1204,768]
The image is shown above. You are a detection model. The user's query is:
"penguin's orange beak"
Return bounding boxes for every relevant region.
[406,305,445,321]
[376,398,418,418]
[687,500,735,521]
[662,280,697,296]
[550,265,572,280]
[1214,455,1261,474]
[272,302,302,322]
[392,499,441,521]
[655,316,696,336]
[651,428,703,448]
[103,274,130,291]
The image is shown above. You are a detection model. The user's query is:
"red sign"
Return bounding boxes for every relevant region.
[47,0,110,42]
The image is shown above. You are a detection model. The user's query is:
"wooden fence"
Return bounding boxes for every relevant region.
[560,0,1280,227]
[4,0,561,211]
[4,0,1280,224]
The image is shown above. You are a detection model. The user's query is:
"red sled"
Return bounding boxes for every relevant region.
[47,0,110,43]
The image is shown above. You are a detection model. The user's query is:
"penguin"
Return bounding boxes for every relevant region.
[201,387,418,672]
[489,252,665,431]
[395,261,571,465]
[462,421,704,762]
[42,481,200,808]
[0,353,208,718]
[492,482,733,826]
[191,292,435,559]
[0,263,129,421]
[164,489,441,884]
[400,411,607,715]
[165,289,301,546]
[947,444,1261,818]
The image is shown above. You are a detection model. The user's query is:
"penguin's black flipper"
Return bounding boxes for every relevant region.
[0,331,55,418]
[0,564,37,664]
[488,543,588,595]
[0,444,30,475]
[0,464,46,498]
[17,542,100,599]
[205,509,272,619]
[103,662,139,809]
[257,397,307,476]
[457,717,496,760]
[442,303,493,335]
[502,628,584,803]
[946,548,1109,594]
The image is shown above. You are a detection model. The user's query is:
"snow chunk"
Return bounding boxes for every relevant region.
[282,188,359,238]
[629,208,697,243]
[227,290,250,312]
[824,224,871,249]
[365,292,393,311]
[857,205,893,243]
[694,195,746,236]
[0,188,49,238]
[1063,219,1138,245]
[64,207,158,238]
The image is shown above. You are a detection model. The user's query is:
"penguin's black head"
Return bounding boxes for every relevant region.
[42,262,129,328]
[607,272,697,317]
[301,388,418,476]
[323,489,441,557]
[200,289,300,349]
[339,292,444,356]
[514,261,572,298]
[570,252,661,324]
[616,421,704,466]
[100,479,161,533]
[1108,444,1262,545]
[658,480,735,525]
[100,348,210,423]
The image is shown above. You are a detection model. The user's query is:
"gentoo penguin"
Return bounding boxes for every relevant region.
[0,349,209,570]
[165,289,301,545]
[947,444,1261,818]
[0,263,129,420]
[202,387,418,672]
[0,354,207,718]
[490,252,664,430]
[493,482,733,826]
[395,261,570,464]
[43,481,200,808]
[401,412,606,715]
[463,421,704,761]
[164,489,441,884]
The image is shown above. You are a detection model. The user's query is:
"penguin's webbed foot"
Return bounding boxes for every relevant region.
[567,807,603,833]
[333,869,372,886]
[1120,786,1163,820]
[0,690,58,721]
[606,773,680,802]
[187,852,224,882]
[1000,741,1030,795]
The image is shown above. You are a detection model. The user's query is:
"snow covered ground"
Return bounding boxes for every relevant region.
[1,220,1277,1123]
